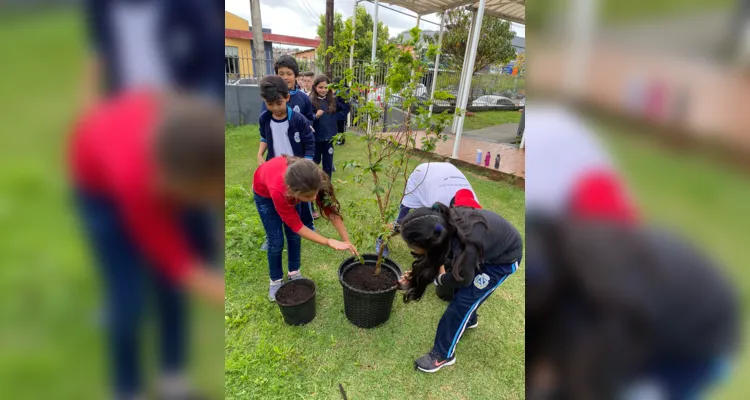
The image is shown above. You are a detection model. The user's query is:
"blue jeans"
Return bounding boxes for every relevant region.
[254,192,302,281]
[75,189,216,398]
[313,141,334,178]
[433,259,520,358]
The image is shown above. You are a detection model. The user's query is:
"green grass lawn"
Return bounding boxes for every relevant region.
[0,10,223,398]
[464,110,521,132]
[598,123,750,399]
[225,125,526,399]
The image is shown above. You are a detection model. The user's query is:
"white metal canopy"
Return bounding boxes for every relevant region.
[380,0,525,23]
[356,0,525,157]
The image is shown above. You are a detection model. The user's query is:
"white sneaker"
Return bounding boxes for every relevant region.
[269,280,283,301]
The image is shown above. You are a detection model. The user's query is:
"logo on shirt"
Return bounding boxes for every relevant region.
[328,146,334,155]
[293,105,300,113]
[294,132,300,143]
[474,273,490,290]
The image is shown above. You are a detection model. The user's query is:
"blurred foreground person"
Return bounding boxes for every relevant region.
[82,0,222,105]
[69,90,224,400]
[525,104,639,224]
[524,104,738,399]
[526,217,739,400]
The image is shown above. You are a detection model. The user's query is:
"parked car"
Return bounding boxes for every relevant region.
[471,95,523,110]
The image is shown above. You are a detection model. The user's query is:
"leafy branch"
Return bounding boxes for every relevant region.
[334,27,454,275]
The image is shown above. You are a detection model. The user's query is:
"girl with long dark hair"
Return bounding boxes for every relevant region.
[309,75,337,179]
[399,203,523,372]
[253,155,358,300]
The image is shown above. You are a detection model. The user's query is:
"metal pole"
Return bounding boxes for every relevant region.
[370,0,380,88]
[428,10,447,118]
[565,0,597,98]
[452,0,486,159]
[452,9,477,133]
[367,0,380,137]
[325,0,335,78]
[347,0,358,128]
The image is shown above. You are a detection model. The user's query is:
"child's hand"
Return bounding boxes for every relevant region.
[257,154,265,166]
[316,109,324,118]
[186,266,225,307]
[344,241,359,256]
[327,238,357,255]
[439,265,446,275]
[398,271,411,290]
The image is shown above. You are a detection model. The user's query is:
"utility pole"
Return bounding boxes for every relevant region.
[325,0,335,78]
[250,0,266,80]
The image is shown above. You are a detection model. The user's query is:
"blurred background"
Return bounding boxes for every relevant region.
[0,1,224,398]
[526,0,749,398]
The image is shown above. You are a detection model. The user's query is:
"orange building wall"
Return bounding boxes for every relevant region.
[225,11,253,76]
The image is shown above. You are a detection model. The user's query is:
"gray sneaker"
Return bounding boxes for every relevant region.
[288,271,303,281]
[269,280,283,302]
[261,239,268,251]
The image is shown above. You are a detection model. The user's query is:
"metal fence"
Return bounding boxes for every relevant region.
[225,49,387,86]
[225,48,525,107]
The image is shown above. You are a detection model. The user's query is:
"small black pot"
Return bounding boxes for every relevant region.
[338,254,402,329]
[275,278,317,326]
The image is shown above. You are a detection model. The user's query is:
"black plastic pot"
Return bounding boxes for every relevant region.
[338,254,402,329]
[275,278,317,326]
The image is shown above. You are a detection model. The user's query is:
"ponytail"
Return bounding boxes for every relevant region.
[314,168,341,219]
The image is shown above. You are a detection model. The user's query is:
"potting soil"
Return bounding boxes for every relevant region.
[343,264,398,292]
[276,282,315,305]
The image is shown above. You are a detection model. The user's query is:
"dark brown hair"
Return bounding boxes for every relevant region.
[155,94,224,183]
[259,75,290,102]
[283,156,341,218]
[274,55,300,77]
[399,203,487,302]
[309,75,336,114]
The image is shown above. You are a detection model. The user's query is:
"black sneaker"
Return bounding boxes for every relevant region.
[467,314,478,329]
[414,350,456,373]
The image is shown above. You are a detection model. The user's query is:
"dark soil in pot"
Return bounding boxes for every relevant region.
[342,263,398,292]
[275,278,316,326]
[276,280,315,305]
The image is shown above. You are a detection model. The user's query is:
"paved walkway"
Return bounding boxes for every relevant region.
[377,130,525,179]
[461,123,520,144]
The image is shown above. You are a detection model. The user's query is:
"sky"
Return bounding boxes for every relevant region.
[225,0,525,49]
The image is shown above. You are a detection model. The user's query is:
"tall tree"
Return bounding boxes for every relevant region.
[316,5,390,66]
[439,9,517,74]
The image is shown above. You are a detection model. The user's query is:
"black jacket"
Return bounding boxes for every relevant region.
[436,208,523,289]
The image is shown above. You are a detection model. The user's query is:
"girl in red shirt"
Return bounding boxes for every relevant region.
[70,90,224,399]
[253,156,358,300]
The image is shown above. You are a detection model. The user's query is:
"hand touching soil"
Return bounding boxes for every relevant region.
[398,271,411,290]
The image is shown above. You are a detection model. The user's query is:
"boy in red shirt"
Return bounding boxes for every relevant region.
[69,90,224,399]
